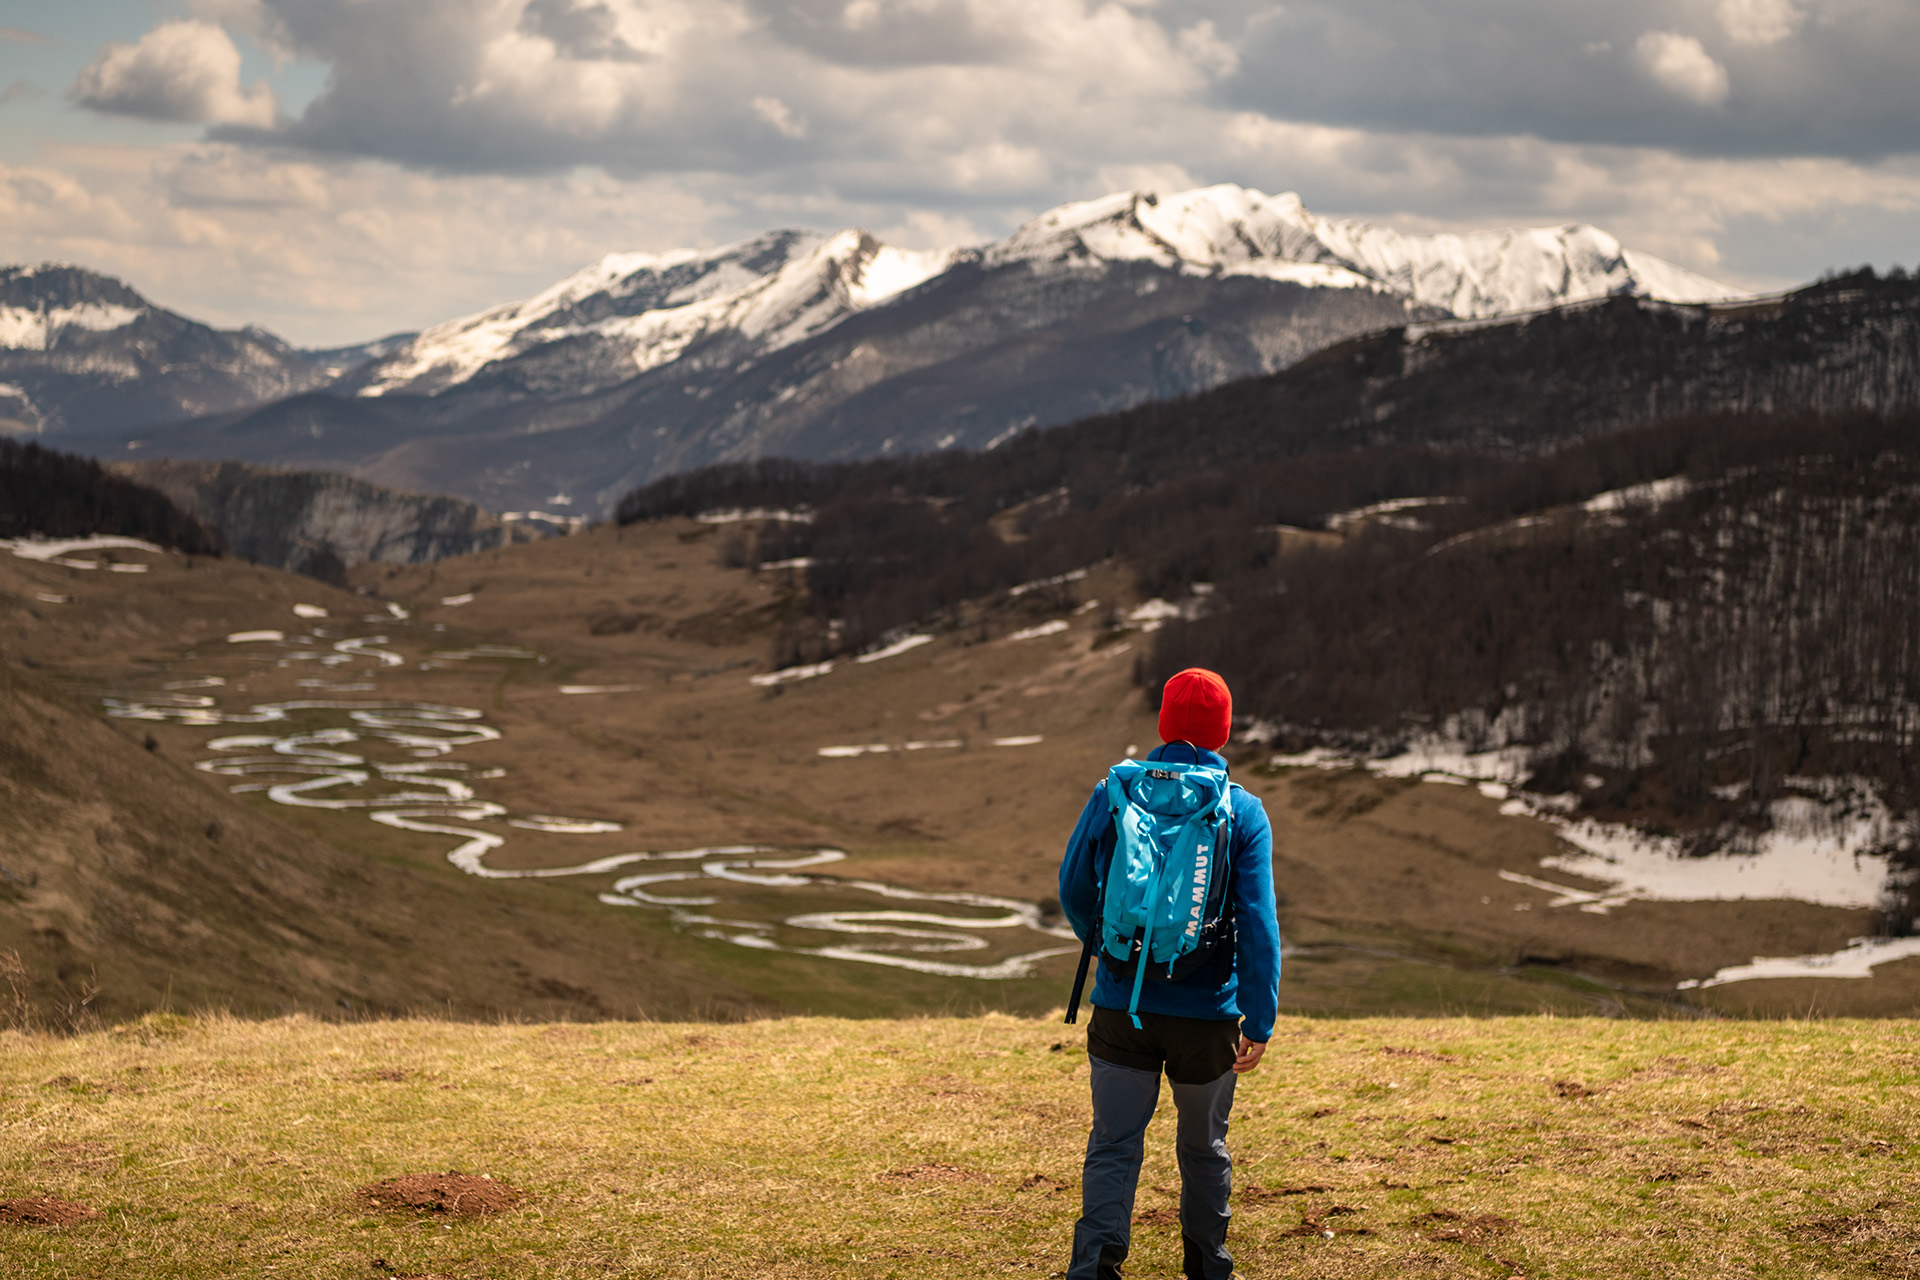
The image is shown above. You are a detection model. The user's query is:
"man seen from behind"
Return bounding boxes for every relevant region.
[1058,667,1280,1280]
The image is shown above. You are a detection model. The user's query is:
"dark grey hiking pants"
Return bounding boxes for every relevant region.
[1068,1053,1238,1280]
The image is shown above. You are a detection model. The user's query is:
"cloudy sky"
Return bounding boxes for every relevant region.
[1,0,1914,345]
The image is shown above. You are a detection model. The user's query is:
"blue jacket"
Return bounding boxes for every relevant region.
[1058,744,1281,1043]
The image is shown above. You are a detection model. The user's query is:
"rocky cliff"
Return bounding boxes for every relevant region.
[117,460,574,583]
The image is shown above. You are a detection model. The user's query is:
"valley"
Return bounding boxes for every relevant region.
[5,511,1912,1027]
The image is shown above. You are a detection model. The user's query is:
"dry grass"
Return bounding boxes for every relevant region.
[2,1012,1916,1278]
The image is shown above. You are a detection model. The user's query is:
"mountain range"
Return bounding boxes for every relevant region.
[9,185,1741,515]
[0,265,335,435]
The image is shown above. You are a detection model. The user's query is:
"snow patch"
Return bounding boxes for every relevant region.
[508,815,624,834]
[818,739,962,758]
[1583,476,1691,514]
[1009,568,1089,596]
[433,645,541,661]
[749,660,833,687]
[0,303,142,350]
[1007,619,1069,641]
[1677,936,1920,989]
[853,634,933,664]
[1325,496,1461,531]
[2,535,163,563]
[1534,805,1895,913]
[1281,738,1903,936]
[1128,598,1203,632]
[696,508,814,524]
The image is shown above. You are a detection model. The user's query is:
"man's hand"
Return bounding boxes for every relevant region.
[1232,1035,1266,1074]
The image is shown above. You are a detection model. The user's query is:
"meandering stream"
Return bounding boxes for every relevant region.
[107,628,1075,979]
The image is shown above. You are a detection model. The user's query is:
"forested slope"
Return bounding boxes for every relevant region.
[616,270,1920,916]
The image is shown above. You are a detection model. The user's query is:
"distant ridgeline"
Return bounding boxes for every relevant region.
[0,438,222,554]
[619,268,1920,896]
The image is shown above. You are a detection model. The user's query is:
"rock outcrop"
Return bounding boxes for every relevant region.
[116,459,574,582]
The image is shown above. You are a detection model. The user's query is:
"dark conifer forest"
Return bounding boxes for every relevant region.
[0,438,223,554]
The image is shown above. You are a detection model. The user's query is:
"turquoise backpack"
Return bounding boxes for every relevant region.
[1067,751,1235,1028]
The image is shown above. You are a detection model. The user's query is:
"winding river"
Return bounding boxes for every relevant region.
[107,629,1075,980]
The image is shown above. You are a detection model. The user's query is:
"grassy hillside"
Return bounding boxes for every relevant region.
[2,1013,1915,1278]
[0,617,776,1027]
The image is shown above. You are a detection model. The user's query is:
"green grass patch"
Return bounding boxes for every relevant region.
[2,1014,1916,1278]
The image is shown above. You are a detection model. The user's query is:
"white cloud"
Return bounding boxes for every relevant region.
[0,141,725,344]
[1225,2,1920,159]
[1634,30,1731,106]
[1175,19,1239,79]
[71,20,277,128]
[752,95,808,139]
[7,1,1918,347]
[188,0,298,61]
[197,0,1226,180]
[5,113,1916,351]
[1717,0,1804,46]
[872,206,987,250]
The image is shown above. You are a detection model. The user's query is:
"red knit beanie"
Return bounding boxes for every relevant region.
[1158,668,1232,752]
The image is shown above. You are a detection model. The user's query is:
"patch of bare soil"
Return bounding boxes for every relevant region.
[358,1171,523,1217]
[878,1163,986,1184]
[1420,1209,1516,1244]
[1241,1183,1334,1201]
[0,1196,100,1226]
[370,1260,461,1279]
[1793,1210,1920,1244]
[1381,1045,1456,1062]
[1279,1214,1373,1238]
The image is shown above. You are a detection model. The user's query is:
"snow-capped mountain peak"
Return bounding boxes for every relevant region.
[985,184,1743,318]
[0,265,153,352]
[356,229,959,398]
[351,183,1744,402]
